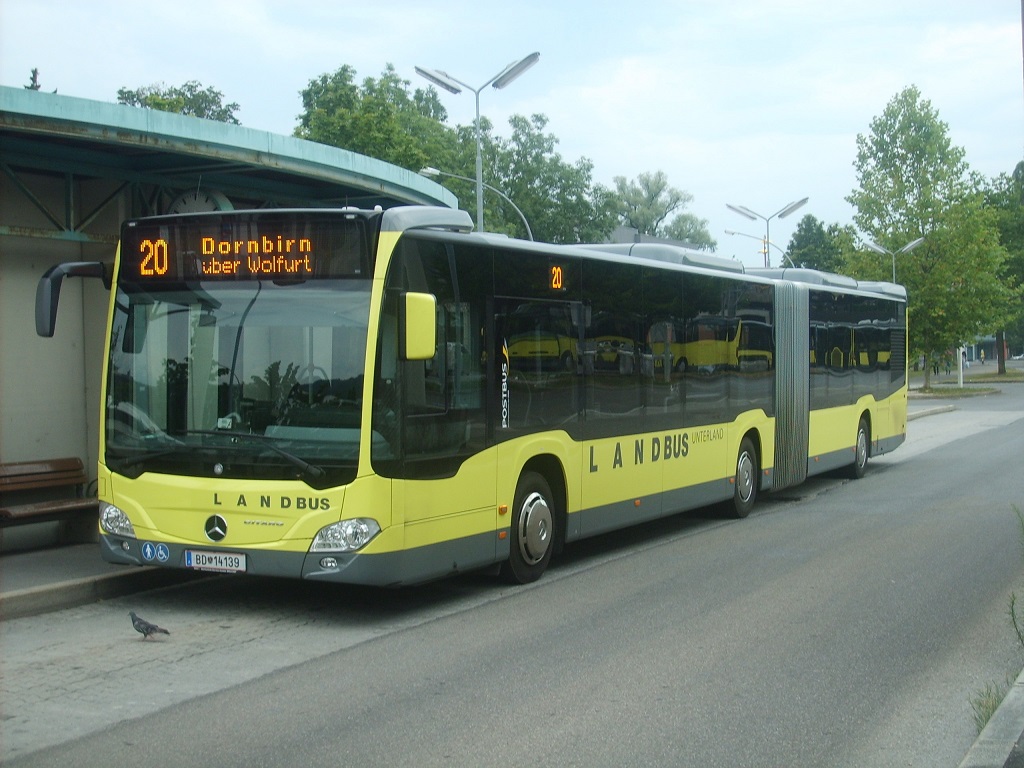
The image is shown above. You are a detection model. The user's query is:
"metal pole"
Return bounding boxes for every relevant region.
[420,167,533,240]
[473,90,484,233]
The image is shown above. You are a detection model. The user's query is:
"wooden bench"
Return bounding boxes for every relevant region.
[0,458,98,527]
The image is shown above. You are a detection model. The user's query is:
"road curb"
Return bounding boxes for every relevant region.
[959,666,1024,768]
[908,405,956,421]
[0,567,198,621]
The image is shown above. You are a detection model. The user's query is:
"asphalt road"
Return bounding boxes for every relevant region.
[4,385,1024,767]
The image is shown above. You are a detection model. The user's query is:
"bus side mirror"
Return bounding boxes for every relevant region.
[400,292,437,361]
[35,261,110,337]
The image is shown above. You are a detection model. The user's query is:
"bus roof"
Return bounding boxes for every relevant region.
[751,268,907,300]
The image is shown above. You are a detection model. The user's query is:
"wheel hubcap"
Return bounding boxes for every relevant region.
[518,492,552,565]
[737,452,754,503]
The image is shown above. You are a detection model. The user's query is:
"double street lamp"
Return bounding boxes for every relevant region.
[415,52,540,233]
[863,237,925,283]
[726,198,808,267]
[420,167,533,241]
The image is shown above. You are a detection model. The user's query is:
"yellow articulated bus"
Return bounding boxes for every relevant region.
[36,207,907,586]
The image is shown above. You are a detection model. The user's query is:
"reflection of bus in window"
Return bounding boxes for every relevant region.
[737,319,774,371]
[682,314,738,373]
[36,206,908,588]
[587,312,639,372]
[505,302,578,372]
[649,315,773,373]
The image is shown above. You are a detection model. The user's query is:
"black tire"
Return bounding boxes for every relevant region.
[731,437,758,519]
[500,471,555,584]
[846,417,869,479]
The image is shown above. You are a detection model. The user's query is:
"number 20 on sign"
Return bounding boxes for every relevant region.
[550,264,564,290]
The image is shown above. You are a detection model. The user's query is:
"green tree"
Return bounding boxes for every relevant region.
[664,213,716,250]
[295,64,455,172]
[984,161,1024,365]
[117,81,241,124]
[612,171,715,249]
[845,85,1014,387]
[294,63,621,244]
[488,114,618,243]
[785,214,851,272]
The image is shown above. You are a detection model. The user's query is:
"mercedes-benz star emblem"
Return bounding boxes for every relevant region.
[205,515,228,542]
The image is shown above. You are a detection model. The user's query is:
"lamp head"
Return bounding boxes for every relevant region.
[414,67,463,95]
[726,204,759,221]
[899,236,925,254]
[492,52,540,89]
[777,197,808,219]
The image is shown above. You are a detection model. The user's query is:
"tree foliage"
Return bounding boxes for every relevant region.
[295,65,617,244]
[489,114,617,243]
[612,171,715,249]
[785,214,851,272]
[845,85,1014,385]
[984,162,1024,357]
[117,81,241,124]
[295,64,454,173]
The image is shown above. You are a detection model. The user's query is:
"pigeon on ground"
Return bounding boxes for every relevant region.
[129,611,170,640]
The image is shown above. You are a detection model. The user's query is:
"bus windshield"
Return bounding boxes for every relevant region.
[105,212,378,488]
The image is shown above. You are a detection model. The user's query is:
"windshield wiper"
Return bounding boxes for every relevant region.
[107,431,187,471]
[176,429,326,482]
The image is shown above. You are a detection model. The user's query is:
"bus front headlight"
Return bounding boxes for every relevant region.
[99,502,136,538]
[310,519,380,553]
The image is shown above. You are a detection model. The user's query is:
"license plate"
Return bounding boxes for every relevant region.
[185,549,247,573]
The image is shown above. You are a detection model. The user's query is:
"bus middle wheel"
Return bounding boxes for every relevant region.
[732,436,758,519]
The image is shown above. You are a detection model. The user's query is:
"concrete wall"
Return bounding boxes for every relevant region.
[0,170,124,477]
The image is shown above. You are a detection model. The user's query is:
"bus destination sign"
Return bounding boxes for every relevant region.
[121,213,370,282]
[139,234,314,279]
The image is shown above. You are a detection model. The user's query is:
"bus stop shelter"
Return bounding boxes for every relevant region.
[0,86,456,547]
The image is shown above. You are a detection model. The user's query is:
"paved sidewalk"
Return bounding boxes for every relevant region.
[0,541,196,620]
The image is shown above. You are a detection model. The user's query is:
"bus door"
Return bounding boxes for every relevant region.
[377,235,494,564]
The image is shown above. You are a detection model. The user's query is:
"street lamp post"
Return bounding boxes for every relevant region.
[420,167,534,240]
[724,229,793,266]
[726,198,808,267]
[415,53,540,233]
[863,236,925,283]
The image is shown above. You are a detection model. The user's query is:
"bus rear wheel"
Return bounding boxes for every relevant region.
[846,417,869,479]
[731,437,758,519]
[501,471,555,584]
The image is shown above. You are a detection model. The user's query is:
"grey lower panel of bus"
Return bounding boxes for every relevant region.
[876,432,906,455]
[806,446,857,476]
[805,432,907,477]
[570,476,736,541]
[99,530,500,588]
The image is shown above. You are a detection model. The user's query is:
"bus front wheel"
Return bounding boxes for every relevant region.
[732,437,758,519]
[501,471,555,584]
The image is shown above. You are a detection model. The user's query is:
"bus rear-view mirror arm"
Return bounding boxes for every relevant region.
[36,261,111,337]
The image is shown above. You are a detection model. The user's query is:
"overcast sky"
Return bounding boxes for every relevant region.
[2,0,1021,266]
